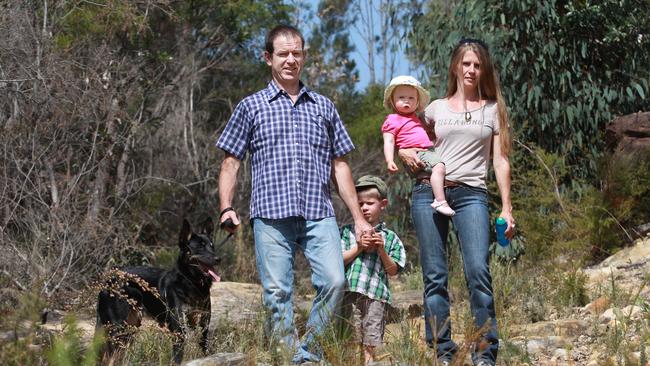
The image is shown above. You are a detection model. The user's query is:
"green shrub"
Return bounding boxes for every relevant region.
[46,315,104,366]
[555,267,589,309]
[593,151,650,259]
[0,286,46,365]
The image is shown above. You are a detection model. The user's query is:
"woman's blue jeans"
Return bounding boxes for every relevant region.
[411,182,498,364]
[252,216,345,363]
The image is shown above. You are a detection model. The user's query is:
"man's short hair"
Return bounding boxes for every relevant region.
[265,24,304,54]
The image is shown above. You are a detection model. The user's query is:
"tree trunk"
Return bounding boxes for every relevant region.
[87,97,118,223]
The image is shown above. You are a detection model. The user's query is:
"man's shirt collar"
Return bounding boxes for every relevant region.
[265,80,315,103]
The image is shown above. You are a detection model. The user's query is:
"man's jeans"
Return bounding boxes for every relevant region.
[411,183,498,364]
[252,216,345,363]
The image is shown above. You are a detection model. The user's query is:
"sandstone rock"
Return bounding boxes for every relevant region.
[605,111,650,157]
[509,319,588,338]
[209,282,263,330]
[509,335,572,357]
[386,289,424,322]
[599,305,643,324]
[582,238,650,299]
[598,237,650,268]
[182,352,250,366]
[551,348,568,362]
[582,296,609,315]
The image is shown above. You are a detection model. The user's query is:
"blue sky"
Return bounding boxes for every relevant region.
[302,0,413,91]
[349,29,413,91]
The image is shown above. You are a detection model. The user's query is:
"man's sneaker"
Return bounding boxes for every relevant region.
[437,359,450,366]
[476,361,494,366]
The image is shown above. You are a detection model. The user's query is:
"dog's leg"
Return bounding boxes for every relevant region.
[97,290,131,359]
[164,296,186,364]
[196,297,211,353]
[169,314,186,363]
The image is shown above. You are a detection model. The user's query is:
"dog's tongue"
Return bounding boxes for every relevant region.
[207,269,221,282]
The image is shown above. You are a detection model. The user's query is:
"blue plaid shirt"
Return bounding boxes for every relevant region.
[216,81,355,220]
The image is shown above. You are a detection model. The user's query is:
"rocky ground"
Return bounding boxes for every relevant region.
[38,237,650,365]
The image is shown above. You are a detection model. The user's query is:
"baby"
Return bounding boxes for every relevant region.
[382,75,454,216]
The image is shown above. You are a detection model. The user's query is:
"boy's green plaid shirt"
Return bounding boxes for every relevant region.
[340,223,406,304]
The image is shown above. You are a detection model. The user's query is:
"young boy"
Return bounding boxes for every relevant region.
[340,175,406,364]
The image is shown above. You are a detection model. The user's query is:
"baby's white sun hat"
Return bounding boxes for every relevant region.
[383,75,431,113]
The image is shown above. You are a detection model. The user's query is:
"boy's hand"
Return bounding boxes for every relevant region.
[358,231,374,252]
[371,233,384,252]
[361,232,383,253]
[386,161,399,173]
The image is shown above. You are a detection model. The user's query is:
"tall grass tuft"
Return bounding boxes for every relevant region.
[46,315,104,366]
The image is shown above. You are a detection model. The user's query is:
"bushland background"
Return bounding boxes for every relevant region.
[1,1,649,365]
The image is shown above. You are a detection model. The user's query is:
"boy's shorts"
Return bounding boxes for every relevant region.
[417,148,443,173]
[341,291,385,346]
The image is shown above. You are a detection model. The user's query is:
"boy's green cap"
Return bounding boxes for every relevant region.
[355,175,388,198]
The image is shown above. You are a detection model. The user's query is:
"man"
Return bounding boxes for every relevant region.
[216,24,372,364]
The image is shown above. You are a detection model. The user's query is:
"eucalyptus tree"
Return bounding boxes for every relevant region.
[350,0,425,86]
[304,0,358,103]
[0,0,293,292]
[409,0,650,178]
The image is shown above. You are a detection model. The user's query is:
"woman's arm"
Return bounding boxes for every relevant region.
[397,148,426,174]
[492,134,515,238]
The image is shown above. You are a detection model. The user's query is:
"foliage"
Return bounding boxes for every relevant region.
[593,151,650,257]
[0,287,46,366]
[409,0,650,179]
[46,315,104,366]
[402,266,424,291]
[341,84,386,149]
[554,267,589,308]
[304,0,358,102]
[489,236,525,263]
[384,319,430,365]
[0,0,291,298]
[349,0,426,85]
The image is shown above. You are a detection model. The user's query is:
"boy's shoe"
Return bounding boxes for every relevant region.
[476,361,494,366]
[436,359,450,366]
[432,199,455,216]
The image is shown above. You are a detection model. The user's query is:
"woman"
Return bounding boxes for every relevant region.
[398,39,515,366]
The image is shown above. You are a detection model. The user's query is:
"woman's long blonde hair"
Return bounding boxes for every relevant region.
[446,41,511,155]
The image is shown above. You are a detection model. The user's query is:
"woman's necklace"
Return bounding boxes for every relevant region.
[463,99,471,122]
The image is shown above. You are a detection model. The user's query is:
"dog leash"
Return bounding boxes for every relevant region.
[215,218,235,249]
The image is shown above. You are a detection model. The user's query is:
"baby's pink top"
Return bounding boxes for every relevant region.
[381,113,433,149]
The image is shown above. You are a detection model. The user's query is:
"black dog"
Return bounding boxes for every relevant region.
[96,218,220,364]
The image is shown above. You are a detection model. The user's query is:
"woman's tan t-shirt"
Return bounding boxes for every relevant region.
[423,98,499,189]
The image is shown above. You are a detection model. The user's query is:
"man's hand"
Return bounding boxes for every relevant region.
[220,210,240,234]
[331,157,373,242]
[354,220,374,245]
[358,231,374,252]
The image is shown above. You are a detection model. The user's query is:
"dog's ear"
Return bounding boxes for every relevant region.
[179,219,192,247]
[200,217,214,237]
